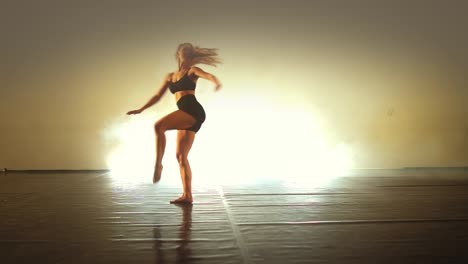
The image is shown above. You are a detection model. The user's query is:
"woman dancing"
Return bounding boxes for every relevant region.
[126,43,222,204]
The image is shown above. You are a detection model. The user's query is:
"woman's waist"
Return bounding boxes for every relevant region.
[175,90,196,101]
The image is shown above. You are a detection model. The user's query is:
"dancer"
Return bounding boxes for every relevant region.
[127,43,221,203]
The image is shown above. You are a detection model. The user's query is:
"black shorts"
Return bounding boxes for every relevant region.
[176,94,206,132]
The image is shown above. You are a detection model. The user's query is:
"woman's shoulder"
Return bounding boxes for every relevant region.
[164,72,174,82]
[190,66,202,71]
[189,66,203,74]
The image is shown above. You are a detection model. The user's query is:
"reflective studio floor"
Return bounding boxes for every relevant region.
[1,168,468,263]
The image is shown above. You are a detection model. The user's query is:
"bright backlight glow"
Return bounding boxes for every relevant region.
[105,94,354,187]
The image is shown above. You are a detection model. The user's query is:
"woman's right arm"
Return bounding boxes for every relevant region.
[127,73,171,115]
[191,66,222,91]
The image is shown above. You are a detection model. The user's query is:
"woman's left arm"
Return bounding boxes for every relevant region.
[192,66,222,91]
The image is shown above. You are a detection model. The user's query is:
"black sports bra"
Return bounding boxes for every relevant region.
[168,72,196,94]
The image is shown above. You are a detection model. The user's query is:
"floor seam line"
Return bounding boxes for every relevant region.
[218,185,252,264]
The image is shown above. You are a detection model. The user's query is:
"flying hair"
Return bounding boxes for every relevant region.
[176,43,222,67]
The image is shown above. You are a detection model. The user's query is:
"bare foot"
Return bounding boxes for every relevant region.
[153,164,163,184]
[170,195,193,204]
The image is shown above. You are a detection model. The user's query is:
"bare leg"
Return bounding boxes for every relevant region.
[152,110,196,184]
[170,130,195,204]
[153,128,166,183]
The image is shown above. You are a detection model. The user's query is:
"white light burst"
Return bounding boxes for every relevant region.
[104,94,354,187]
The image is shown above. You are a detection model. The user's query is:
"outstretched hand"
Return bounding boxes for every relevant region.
[214,83,222,91]
[126,109,143,115]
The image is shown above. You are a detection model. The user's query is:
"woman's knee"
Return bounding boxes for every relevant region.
[154,121,165,134]
[176,153,188,165]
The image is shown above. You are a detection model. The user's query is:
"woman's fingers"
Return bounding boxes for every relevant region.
[126,110,140,115]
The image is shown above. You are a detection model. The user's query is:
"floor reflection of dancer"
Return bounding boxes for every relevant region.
[127,43,222,204]
[152,204,193,264]
[176,204,193,263]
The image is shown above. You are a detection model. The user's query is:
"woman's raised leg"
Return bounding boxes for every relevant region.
[153,110,196,183]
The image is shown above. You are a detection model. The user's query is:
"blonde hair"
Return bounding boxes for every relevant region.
[176,43,221,67]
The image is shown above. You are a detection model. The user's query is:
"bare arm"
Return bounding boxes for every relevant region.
[192,66,222,91]
[127,73,171,115]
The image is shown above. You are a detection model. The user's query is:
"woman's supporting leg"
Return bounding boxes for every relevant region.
[171,130,196,203]
[153,110,196,183]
